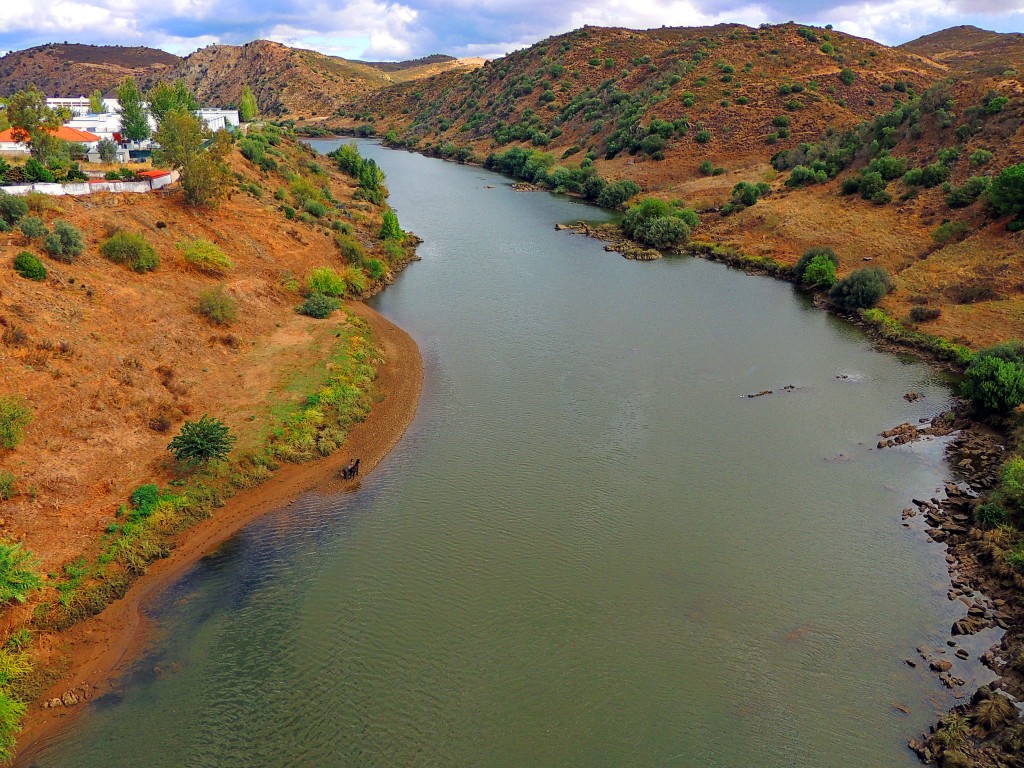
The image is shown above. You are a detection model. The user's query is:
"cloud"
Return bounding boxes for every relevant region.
[0,0,1023,61]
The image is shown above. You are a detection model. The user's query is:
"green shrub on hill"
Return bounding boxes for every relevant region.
[961,342,1024,415]
[12,252,45,281]
[828,266,893,311]
[100,231,158,272]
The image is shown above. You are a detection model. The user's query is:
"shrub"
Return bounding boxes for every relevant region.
[12,252,45,281]
[0,194,28,225]
[1003,457,1024,508]
[0,396,32,450]
[909,306,941,322]
[694,130,712,144]
[303,199,328,218]
[793,246,838,281]
[177,239,233,275]
[19,216,47,241]
[43,221,85,263]
[596,179,640,209]
[100,231,158,272]
[932,221,968,244]
[802,254,837,287]
[0,473,14,501]
[366,258,387,281]
[947,176,990,208]
[168,415,236,465]
[828,266,893,311]
[970,149,993,167]
[961,351,1024,415]
[307,267,346,297]
[298,293,340,319]
[196,286,237,325]
[975,502,1007,528]
[699,160,714,175]
[0,543,42,605]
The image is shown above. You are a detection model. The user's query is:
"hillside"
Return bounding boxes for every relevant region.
[330,23,945,170]
[328,22,1024,349]
[0,43,180,98]
[0,130,417,574]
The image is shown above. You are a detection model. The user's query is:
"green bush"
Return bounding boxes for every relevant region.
[366,258,387,281]
[0,543,42,605]
[196,286,238,325]
[596,179,641,209]
[303,199,328,218]
[699,160,713,175]
[801,254,837,287]
[19,216,47,241]
[177,239,233,274]
[947,176,990,208]
[961,350,1024,415]
[167,415,236,465]
[828,266,893,311]
[298,293,340,319]
[0,396,32,450]
[694,130,712,144]
[307,267,346,297]
[975,502,1008,528]
[43,221,85,263]
[932,221,968,244]
[793,247,838,281]
[12,252,45,281]
[0,472,14,501]
[100,231,158,272]
[0,194,28,226]
[970,149,993,167]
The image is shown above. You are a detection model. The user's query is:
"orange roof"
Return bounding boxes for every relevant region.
[136,170,170,179]
[0,126,101,143]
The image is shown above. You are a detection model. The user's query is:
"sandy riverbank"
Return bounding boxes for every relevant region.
[13,300,423,764]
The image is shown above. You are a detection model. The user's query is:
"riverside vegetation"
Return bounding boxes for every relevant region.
[0,105,419,759]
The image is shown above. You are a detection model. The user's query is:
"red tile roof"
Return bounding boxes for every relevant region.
[0,126,101,143]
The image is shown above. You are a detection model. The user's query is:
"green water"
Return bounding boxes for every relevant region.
[26,141,995,767]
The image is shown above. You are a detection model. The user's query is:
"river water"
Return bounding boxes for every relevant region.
[27,140,995,767]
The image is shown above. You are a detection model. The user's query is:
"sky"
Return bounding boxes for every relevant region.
[0,0,1022,62]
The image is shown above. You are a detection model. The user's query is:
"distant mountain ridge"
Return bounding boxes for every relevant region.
[0,41,483,116]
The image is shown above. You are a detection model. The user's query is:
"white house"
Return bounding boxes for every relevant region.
[197,109,240,131]
[46,97,119,117]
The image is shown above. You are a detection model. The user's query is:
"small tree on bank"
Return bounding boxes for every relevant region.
[153,108,230,206]
[168,415,236,465]
[962,342,1024,416]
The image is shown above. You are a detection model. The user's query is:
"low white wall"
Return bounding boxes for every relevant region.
[0,171,178,197]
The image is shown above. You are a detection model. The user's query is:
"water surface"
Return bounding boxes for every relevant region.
[28,140,990,767]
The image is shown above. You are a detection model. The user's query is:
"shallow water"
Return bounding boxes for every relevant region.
[27,140,994,767]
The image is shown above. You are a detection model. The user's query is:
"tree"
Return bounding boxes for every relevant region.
[88,89,105,114]
[168,415,236,464]
[793,246,839,281]
[239,85,258,122]
[147,80,199,125]
[379,209,403,240]
[5,87,69,160]
[153,108,230,206]
[988,163,1024,217]
[801,254,837,287]
[116,77,150,142]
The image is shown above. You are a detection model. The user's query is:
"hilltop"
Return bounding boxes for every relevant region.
[0,43,180,98]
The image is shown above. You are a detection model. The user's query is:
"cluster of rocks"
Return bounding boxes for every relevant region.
[877,416,957,449]
[746,385,798,399]
[41,685,92,709]
[554,221,668,261]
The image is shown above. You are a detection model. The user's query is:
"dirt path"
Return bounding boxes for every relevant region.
[14,300,423,764]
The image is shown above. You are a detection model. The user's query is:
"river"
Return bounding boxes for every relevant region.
[26,140,996,767]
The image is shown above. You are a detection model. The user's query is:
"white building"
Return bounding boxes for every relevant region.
[197,109,240,131]
[46,97,119,116]
[0,125,101,156]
